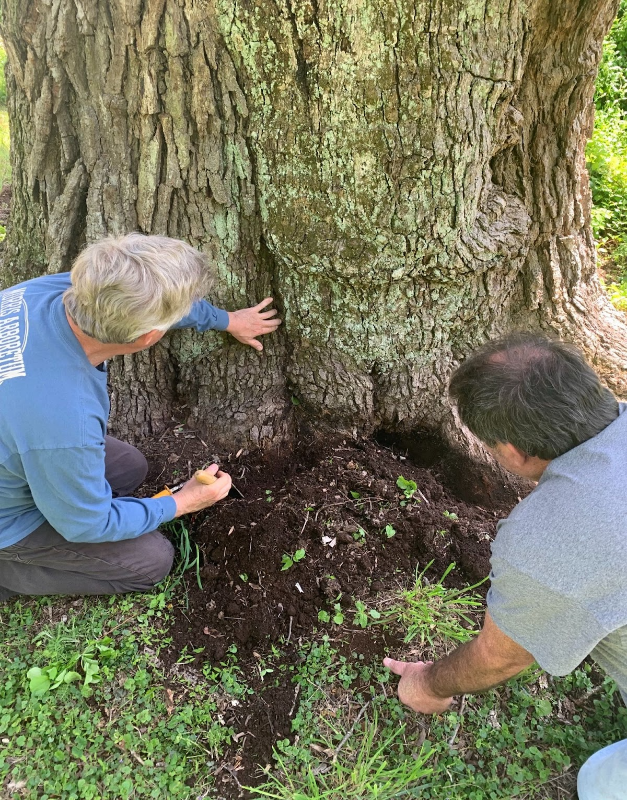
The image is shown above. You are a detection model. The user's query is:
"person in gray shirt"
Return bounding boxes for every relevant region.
[384,333,626,799]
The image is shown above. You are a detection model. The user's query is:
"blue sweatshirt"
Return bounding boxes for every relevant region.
[0,272,230,548]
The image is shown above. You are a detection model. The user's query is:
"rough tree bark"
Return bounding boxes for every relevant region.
[0,0,625,460]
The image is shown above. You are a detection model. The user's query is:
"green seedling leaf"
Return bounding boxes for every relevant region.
[384,524,396,538]
[281,549,305,571]
[443,510,458,520]
[258,667,274,679]
[350,491,361,499]
[318,610,330,623]
[239,573,249,582]
[354,602,369,628]
[50,669,81,690]
[397,475,417,498]
[332,603,344,624]
[95,643,116,659]
[536,698,553,716]
[27,667,50,695]
[82,658,101,686]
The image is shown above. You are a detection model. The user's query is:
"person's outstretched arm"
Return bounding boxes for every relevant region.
[384,611,536,714]
[172,297,281,351]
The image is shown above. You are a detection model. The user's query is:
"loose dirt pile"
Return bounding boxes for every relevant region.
[142,424,518,795]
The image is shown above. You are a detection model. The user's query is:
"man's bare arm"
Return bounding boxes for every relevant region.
[384,611,536,714]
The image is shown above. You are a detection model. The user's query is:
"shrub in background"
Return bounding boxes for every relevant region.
[587,0,627,307]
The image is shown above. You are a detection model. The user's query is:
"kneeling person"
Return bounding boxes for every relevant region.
[385,334,627,800]
[0,233,280,600]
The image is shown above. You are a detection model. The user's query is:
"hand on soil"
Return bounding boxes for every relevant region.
[226,298,282,351]
[174,464,232,517]
[383,657,454,715]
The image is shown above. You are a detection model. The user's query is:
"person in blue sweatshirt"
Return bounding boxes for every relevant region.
[0,233,281,600]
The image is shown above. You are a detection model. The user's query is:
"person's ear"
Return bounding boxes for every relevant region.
[137,329,165,348]
[498,442,530,469]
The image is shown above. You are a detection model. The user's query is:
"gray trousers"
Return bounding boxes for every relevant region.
[0,436,174,601]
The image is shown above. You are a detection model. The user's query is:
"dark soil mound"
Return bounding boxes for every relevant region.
[142,424,517,795]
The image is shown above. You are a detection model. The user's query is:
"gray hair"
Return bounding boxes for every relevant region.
[63,233,214,343]
[449,333,619,460]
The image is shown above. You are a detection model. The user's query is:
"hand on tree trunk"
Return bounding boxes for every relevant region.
[226,298,282,351]
[383,658,454,714]
[173,464,232,516]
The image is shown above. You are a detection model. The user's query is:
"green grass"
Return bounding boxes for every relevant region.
[251,569,627,800]
[251,634,626,800]
[0,591,235,799]
[164,519,203,593]
[380,562,485,651]
[251,714,432,799]
[0,562,624,799]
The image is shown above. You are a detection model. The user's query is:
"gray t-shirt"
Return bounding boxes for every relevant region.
[488,403,627,694]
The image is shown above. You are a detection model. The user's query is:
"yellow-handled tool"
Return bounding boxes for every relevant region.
[193,470,218,485]
[153,470,217,498]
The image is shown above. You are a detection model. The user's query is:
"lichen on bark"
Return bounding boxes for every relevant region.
[0,0,625,453]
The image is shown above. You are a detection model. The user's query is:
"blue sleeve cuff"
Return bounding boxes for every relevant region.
[170,301,230,332]
[213,307,230,331]
[154,495,177,523]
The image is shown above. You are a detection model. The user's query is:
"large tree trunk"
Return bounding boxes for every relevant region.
[1,0,625,456]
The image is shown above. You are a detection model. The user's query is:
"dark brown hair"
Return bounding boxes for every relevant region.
[449,333,618,459]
